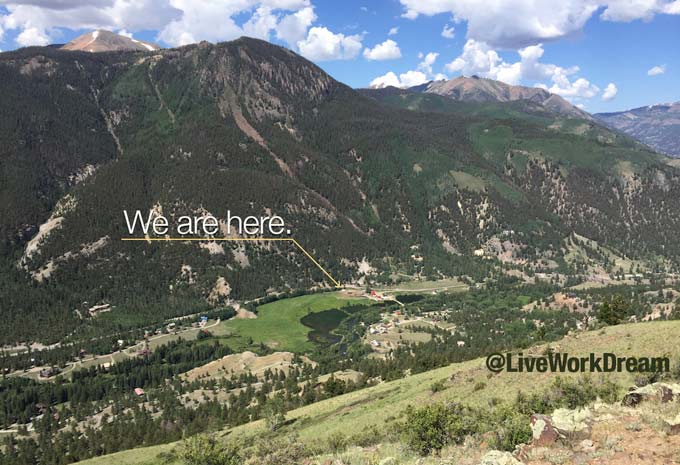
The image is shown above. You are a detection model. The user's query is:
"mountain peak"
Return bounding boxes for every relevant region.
[420,75,590,120]
[61,30,160,53]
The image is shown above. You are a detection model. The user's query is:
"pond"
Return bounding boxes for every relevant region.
[301,309,347,345]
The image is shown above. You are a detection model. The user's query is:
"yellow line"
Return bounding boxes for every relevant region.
[290,238,341,288]
[120,237,342,287]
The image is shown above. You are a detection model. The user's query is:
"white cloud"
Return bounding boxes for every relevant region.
[243,6,279,41]
[276,6,316,47]
[0,0,182,46]
[297,26,362,61]
[388,26,399,35]
[369,71,401,88]
[444,39,601,99]
[0,0,313,47]
[158,1,312,46]
[444,39,523,84]
[16,26,50,46]
[545,74,600,99]
[600,0,680,21]
[441,23,454,38]
[363,39,401,60]
[399,0,680,48]
[369,70,429,88]
[369,50,445,88]
[417,51,439,74]
[518,44,577,80]
[399,70,429,87]
[601,82,618,100]
[647,64,666,75]
[117,29,134,39]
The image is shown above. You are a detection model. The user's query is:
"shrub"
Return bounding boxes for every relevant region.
[179,434,241,465]
[402,403,475,455]
[672,361,680,381]
[246,436,310,465]
[515,377,619,414]
[325,432,347,453]
[348,424,384,447]
[430,379,446,393]
[487,405,532,451]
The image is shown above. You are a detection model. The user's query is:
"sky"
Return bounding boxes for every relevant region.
[0,0,678,113]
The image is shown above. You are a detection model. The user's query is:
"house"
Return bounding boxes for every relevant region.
[134,388,145,396]
[370,340,381,347]
[88,303,112,317]
[39,367,60,378]
[369,290,383,300]
[456,341,466,348]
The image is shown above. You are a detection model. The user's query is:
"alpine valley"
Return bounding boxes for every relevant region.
[2,31,680,465]
[1,34,680,344]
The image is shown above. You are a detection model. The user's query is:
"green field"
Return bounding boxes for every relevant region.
[374,278,468,293]
[214,292,370,353]
[79,320,680,465]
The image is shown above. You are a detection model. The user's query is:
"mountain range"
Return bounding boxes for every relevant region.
[1,33,680,344]
[596,102,680,158]
[366,75,591,120]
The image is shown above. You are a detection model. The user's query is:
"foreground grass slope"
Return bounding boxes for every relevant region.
[79,320,680,465]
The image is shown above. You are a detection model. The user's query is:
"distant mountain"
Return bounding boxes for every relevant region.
[366,75,591,120]
[61,30,159,53]
[596,102,680,157]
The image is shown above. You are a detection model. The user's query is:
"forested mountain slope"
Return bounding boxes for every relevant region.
[1,37,679,344]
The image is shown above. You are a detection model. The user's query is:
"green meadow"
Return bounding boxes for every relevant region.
[214,292,370,353]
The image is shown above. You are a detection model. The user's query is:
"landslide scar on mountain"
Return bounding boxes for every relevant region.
[223,92,368,235]
[147,60,176,124]
[74,60,123,157]
[219,85,294,178]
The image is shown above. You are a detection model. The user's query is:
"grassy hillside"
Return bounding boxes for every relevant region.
[78,320,680,465]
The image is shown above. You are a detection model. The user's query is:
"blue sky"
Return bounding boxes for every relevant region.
[1,0,678,113]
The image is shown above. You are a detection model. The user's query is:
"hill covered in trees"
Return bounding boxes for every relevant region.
[1,37,680,344]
